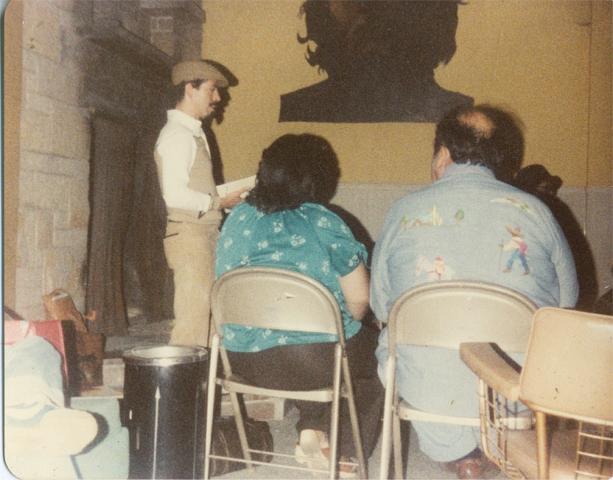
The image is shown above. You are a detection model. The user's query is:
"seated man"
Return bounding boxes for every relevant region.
[370,105,578,479]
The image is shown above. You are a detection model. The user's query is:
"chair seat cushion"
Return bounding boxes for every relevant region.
[507,428,613,479]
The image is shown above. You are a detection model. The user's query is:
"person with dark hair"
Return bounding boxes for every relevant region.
[514,164,598,310]
[434,104,526,182]
[370,105,578,478]
[154,60,247,347]
[279,0,473,123]
[215,134,384,475]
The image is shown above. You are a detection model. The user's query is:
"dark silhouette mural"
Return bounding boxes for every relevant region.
[279,0,473,123]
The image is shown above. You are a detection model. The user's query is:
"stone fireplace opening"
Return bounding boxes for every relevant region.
[82,1,208,336]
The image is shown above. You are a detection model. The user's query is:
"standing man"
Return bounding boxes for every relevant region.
[370,105,578,479]
[155,60,245,347]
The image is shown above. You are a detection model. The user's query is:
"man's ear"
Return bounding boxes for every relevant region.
[431,146,453,181]
[184,82,194,98]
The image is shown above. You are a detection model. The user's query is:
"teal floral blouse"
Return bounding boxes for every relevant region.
[215,202,367,352]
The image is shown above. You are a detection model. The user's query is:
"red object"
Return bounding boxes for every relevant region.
[4,319,70,384]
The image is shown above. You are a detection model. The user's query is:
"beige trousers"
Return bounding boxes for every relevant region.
[163,222,219,347]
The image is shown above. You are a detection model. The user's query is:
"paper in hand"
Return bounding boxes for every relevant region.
[216,175,256,198]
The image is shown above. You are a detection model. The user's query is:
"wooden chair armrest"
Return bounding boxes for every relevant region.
[460,342,521,401]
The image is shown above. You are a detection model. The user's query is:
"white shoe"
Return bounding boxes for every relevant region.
[294,429,359,478]
[295,429,329,470]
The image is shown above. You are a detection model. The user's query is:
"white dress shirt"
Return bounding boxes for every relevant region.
[155,109,213,213]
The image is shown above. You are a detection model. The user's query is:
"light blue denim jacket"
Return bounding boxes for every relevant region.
[371,163,578,319]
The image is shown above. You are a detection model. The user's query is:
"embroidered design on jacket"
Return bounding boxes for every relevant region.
[491,197,536,216]
[401,206,443,229]
[501,225,530,275]
[416,255,455,281]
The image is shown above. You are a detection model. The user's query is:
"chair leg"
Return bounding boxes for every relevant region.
[379,358,396,480]
[392,412,403,480]
[536,411,549,479]
[203,335,220,480]
[329,345,343,480]
[342,355,367,480]
[229,390,254,471]
[477,380,491,462]
[191,379,204,479]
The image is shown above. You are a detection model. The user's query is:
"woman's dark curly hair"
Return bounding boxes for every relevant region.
[247,134,340,213]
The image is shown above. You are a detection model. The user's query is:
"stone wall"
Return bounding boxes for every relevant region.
[14,0,204,323]
[17,0,91,318]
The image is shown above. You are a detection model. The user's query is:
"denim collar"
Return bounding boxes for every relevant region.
[441,162,495,180]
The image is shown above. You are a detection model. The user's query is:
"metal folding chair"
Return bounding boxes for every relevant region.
[379,281,537,479]
[461,307,613,479]
[203,267,367,479]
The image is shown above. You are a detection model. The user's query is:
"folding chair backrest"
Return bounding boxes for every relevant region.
[388,281,537,354]
[519,307,613,425]
[211,267,343,339]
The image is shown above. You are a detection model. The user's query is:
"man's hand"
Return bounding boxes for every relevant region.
[219,187,250,210]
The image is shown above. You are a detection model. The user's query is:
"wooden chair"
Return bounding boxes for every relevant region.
[379,281,537,479]
[461,307,613,479]
[203,267,367,479]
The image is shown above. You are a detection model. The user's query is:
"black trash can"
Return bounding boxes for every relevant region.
[122,345,208,479]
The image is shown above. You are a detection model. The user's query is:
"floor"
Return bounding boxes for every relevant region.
[104,319,506,480]
[213,405,505,480]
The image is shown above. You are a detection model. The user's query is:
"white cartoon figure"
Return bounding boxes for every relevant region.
[416,255,455,281]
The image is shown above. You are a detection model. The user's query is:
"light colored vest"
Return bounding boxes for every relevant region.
[155,135,222,225]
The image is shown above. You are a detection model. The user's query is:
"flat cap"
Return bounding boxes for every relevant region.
[171,60,229,87]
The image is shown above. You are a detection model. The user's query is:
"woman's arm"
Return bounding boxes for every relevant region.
[339,263,370,321]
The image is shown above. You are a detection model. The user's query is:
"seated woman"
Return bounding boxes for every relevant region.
[215,133,383,473]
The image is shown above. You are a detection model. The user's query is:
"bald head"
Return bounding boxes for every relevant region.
[457,110,495,139]
[432,104,524,180]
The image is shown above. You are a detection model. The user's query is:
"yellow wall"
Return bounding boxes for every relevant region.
[203,0,611,187]
[588,1,612,186]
